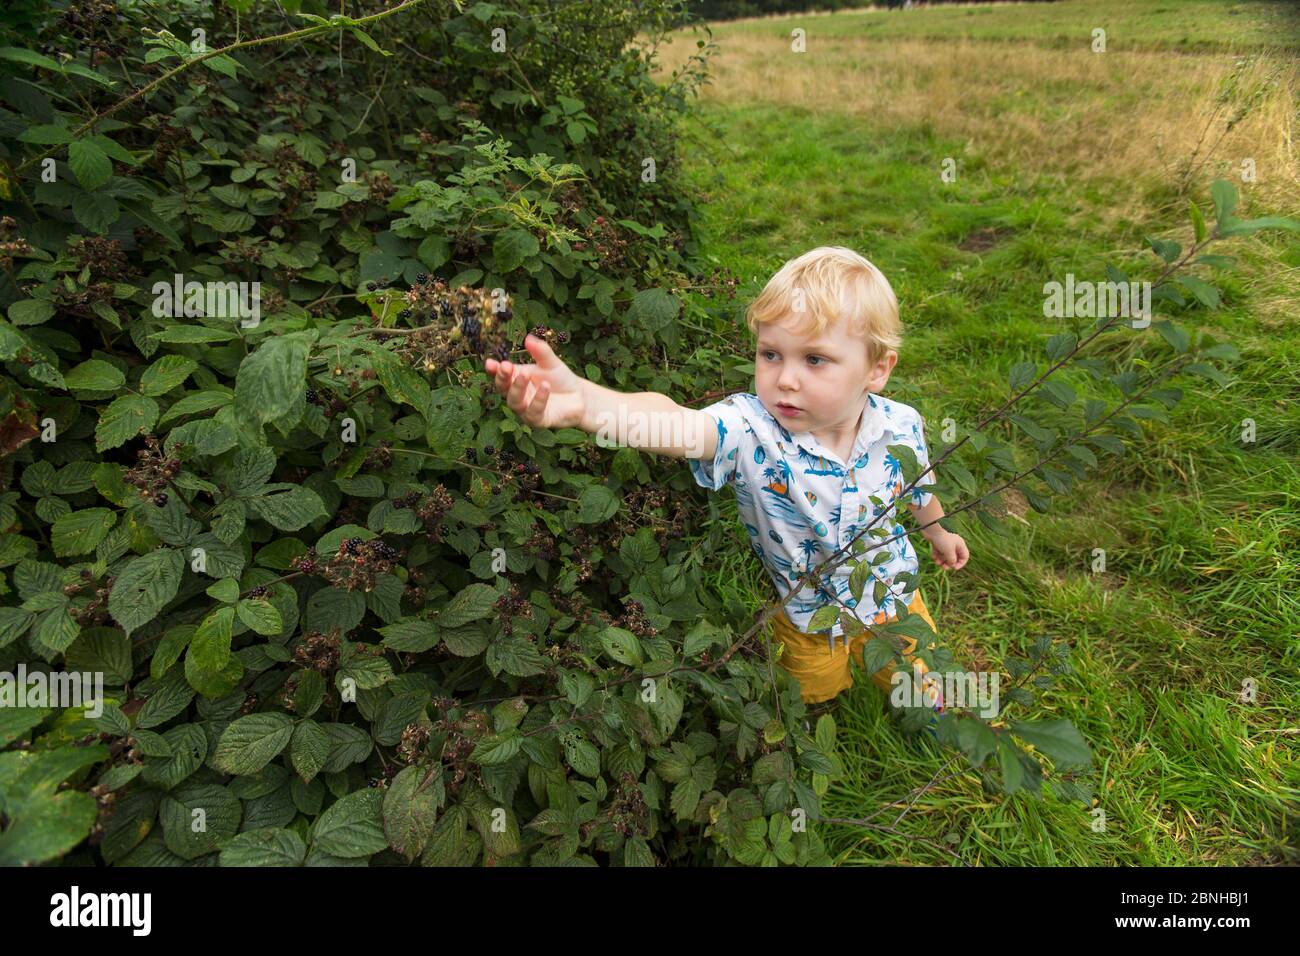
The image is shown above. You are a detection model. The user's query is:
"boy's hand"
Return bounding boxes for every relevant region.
[928,530,969,571]
[485,333,588,430]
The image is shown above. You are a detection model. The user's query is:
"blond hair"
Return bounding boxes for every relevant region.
[745,246,901,365]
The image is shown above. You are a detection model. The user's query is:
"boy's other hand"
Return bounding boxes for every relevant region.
[928,530,969,571]
[485,333,588,431]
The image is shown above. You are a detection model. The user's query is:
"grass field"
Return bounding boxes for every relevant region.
[653,0,1298,864]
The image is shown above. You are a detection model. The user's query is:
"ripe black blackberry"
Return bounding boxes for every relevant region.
[461,315,480,338]
[416,272,428,283]
[154,493,168,507]
[492,340,510,362]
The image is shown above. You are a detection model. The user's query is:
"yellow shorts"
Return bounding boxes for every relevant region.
[770,590,945,706]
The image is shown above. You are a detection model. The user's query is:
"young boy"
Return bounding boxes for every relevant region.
[484,246,969,721]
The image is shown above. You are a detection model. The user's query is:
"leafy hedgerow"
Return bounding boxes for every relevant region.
[2,0,1294,868]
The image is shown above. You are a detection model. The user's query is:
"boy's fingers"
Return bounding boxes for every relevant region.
[527,380,550,417]
[506,365,532,407]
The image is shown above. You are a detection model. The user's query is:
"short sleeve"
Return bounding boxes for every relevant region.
[688,397,747,491]
[909,415,936,509]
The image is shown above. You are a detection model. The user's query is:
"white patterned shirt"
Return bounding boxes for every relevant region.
[689,391,936,641]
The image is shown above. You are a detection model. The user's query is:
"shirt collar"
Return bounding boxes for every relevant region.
[772,393,905,465]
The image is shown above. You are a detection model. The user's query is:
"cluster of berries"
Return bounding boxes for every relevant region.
[397,723,431,765]
[0,217,33,273]
[366,276,516,373]
[367,764,401,790]
[306,387,348,419]
[605,771,651,839]
[574,215,630,271]
[125,436,181,507]
[63,569,114,626]
[392,486,455,543]
[291,628,342,675]
[69,236,130,283]
[493,583,536,639]
[58,0,127,55]
[296,536,405,592]
[616,598,659,640]
[617,487,689,546]
[684,264,741,301]
[432,707,491,795]
[522,528,559,562]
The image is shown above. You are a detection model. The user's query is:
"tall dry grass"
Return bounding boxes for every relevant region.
[654,31,1299,223]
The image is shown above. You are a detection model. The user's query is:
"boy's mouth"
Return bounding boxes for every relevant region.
[775,402,801,416]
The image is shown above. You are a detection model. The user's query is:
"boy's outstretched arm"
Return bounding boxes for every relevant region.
[485,333,718,461]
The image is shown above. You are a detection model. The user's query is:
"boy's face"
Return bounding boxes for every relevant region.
[755,314,898,437]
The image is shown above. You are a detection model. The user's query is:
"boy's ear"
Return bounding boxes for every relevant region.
[867,349,898,390]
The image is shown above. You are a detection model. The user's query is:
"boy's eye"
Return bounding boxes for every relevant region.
[807,356,825,366]
[761,350,778,361]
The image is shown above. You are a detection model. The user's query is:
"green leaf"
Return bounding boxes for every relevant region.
[9,299,55,326]
[236,598,283,636]
[383,765,439,862]
[1184,362,1230,388]
[956,717,998,767]
[1009,718,1092,771]
[1145,236,1180,263]
[62,356,123,390]
[95,393,159,451]
[1217,215,1300,237]
[289,719,330,783]
[234,331,314,425]
[0,46,63,71]
[493,228,540,273]
[159,783,241,859]
[997,737,1024,794]
[108,548,184,636]
[1007,361,1036,392]
[206,577,240,604]
[0,607,35,649]
[0,790,98,866]
[1209,179,1237,225]
[435,583,499,629]
[212,712,295,775]
[190,605,236,672]
[470,731,523,766]
[1188,201,1207,244]
[140,355,197,396]
[1177,275,1220,310]
[599,626,644,665]
[1045,332,1076,362]
[247,486,327,531]
[577,484,619,523]
[563,736,601,779]
[626,287,680,333]
[219,827,306,866]
[1153,320,1190,353]
[71,192,119,233]
[310,788,387,858]
[135,668,196,729]
[69,140,113,191]
[50,508,116,557]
